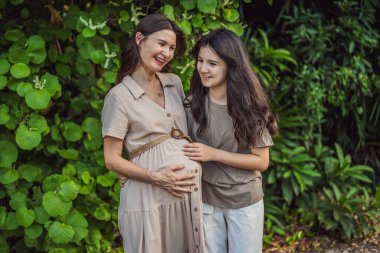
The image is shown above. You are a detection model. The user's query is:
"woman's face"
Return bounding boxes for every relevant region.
[196,45,227,90]
[136,29,177,72]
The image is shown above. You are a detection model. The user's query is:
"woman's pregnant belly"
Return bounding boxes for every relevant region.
[120,138,201,212]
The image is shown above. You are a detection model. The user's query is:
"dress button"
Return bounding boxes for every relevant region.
[194,187,199,192]
[194,169,198,173]
[166,113,171,117]
[194,208,198,212]
[195,227,198,232]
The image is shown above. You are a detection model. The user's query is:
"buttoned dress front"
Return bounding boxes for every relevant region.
[101,73,204,253]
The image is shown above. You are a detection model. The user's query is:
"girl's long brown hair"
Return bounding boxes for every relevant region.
[116,14,186,84]
[186,29,278,147]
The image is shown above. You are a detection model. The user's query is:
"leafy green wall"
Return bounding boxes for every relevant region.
[0,0,247,252]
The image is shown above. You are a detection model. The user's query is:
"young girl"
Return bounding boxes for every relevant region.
[183,29,278,253]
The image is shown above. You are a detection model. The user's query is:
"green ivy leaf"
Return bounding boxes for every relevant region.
[48,221,75,244]
[56,63,71,77]
[62,121,83,142]
[34,206,50,224]
[16,125,42,150]
[0,207,6,227]
[0,141,18,167]
[81,117,101,136]
[84,136,102,151]
[0,104,10,125]
[9,0,24,5]
[66,209,89,242]
[16,82,33,97]
[59,181,80,201]
[94,206,111,221]
[75,57,92,75]
[223,9,240,22]
[90,50,105,64]
[0,58,10,74]
[16,207,35,227]
[8,45,30,64]
[191,13,204,28]
[5,212,19,230]
[58,148,79,160]
[62,163,76,177]
[18,164,42,182]
[180,0,196,10]
[42,191,72,217]
[0,75,7,90]
[226,22,244,36]
[10,63,30,79]
[82,27,96,38]
[42,72,61,98]
[99,26,110,35]
[120,10,130,21]
[0,237,9,253]
[162,5,175,20]
[9,192,27,210]
[29,115,49,135]
[197,0,217,14]
[25,89,51,110]
[25,223,43,239]
[4,29,25,41]
[96,172,117,187]
[179,20,192,35]
[26,35,47,64]
[0,168,19,185]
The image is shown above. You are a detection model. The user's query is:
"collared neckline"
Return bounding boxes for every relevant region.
[122,72,175,100]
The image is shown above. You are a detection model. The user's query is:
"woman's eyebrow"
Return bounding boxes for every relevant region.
[157,39,176,46]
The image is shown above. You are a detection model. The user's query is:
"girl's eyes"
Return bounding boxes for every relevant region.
[198,59,203,63]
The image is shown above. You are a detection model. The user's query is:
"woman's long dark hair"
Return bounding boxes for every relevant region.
[116,14,186,84]
[188,29,278,147]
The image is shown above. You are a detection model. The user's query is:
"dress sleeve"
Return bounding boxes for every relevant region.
[101,92,129,139]
[255,128,274,148]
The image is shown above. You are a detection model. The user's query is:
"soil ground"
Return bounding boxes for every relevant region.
[264,231,380,253]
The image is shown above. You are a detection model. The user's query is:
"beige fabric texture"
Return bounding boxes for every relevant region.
[185,95,274,209]
[102,73,205,253]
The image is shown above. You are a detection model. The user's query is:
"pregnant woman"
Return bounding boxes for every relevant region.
[102,14,204,253]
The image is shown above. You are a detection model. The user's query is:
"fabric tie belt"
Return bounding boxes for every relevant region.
[128,128,192,159]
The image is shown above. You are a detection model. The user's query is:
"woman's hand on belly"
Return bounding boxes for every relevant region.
[148,164,196,198]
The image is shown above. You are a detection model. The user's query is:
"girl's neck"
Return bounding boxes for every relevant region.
[208,85,227,105]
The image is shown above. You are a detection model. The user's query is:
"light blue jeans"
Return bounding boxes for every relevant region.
[202,199,264,253]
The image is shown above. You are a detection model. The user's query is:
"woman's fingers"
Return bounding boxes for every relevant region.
[165,164,186,173]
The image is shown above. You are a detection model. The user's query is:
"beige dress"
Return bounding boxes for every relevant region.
[101,73,204,253]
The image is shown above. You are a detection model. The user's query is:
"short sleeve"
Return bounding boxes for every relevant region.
[255,128,274,148]
[101,92,129,139]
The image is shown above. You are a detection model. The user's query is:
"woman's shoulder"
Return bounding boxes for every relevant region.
[157,72,182,86]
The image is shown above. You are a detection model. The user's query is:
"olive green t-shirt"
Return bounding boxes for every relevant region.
[185,96,274,209]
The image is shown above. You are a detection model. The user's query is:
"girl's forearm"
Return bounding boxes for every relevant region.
[212,148,269,171]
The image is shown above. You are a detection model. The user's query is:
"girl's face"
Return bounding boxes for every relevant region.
[136,29,176,72]
[196,45,227,90]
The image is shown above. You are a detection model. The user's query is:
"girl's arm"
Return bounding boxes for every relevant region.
[183,142,269,172]
[104,136,196,196]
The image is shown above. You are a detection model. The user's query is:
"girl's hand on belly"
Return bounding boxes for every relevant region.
[148,164,196,197]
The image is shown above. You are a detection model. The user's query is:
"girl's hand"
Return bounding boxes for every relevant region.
[183,142,217,162]
[118,173,129,187]
[149,164,196,198]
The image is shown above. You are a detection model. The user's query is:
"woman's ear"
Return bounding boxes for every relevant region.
[135,32,144,47]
